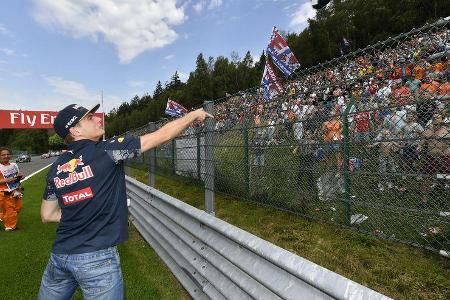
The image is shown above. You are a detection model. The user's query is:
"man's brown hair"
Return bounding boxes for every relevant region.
[64,134,75,145]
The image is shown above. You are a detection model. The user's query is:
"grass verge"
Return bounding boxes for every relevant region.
[130,167,450,300]
[0,169,189,300]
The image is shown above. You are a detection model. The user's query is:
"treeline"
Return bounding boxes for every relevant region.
[0,129,49,154]
[287,0,449,66]
[0,129,65,155]
[106,0,449,137]
[105,52,265,136]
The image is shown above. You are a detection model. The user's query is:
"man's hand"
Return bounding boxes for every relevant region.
[190,109,214,126]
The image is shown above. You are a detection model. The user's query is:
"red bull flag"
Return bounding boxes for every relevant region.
[165,98,188,118]
[261,59,284,101]
[266,26,300,77]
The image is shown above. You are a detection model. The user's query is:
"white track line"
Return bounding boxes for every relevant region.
[21,163,53,183]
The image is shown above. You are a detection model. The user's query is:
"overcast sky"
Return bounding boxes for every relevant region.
[0,0,315,114]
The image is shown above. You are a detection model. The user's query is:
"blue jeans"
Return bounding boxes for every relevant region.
[38,247,123,300]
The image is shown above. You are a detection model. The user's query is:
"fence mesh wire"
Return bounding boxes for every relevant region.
[124,17,450,254]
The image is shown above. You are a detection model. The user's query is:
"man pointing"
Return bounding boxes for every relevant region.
[38,103,212,300]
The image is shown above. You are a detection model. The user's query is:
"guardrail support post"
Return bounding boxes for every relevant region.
[204,101,215,215]
[149,122,156,187]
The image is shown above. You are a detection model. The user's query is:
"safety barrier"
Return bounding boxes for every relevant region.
[126,175,391,300]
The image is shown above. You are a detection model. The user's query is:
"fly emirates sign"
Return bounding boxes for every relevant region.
[0,109,104,129]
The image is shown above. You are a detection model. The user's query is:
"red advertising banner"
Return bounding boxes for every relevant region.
[0,110,104,129]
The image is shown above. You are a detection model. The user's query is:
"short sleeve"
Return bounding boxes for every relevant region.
[42,176,58,201]
[103,136,142,163]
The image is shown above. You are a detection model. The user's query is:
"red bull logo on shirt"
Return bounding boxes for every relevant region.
[62,187,93,205]
[57,156,85,175]
[54,166,94,189]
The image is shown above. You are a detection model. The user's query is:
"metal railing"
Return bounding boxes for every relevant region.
[126,175,391,300]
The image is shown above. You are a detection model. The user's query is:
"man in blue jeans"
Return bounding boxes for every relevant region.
[38,103,212,299]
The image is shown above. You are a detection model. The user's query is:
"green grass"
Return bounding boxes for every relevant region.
[0,169,189,300]
[129,167,450,300]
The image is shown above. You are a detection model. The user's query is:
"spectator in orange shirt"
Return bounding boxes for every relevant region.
[322,107,343,170]
[433,60,444,75]
[392,83,412,106]
[254,114,261,126]
[418,76,439,96]
[413,63,426,80]
[435,75,450,99]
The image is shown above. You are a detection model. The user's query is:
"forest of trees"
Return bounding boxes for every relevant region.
[2,0,449,151]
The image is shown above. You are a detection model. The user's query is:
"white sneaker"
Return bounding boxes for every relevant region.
[5,227,14,231]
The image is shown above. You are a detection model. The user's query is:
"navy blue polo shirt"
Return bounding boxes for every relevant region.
[43,136,141,254]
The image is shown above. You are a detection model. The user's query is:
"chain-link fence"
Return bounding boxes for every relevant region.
[124,17,450,255]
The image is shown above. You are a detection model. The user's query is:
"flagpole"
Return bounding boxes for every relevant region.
[101,89,105,141]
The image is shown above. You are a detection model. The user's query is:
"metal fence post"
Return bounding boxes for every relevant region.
[149,122,156,187]
[172,139,176,175]
[197,129,201,180]
[204,101,215,215]
[126,163,132,177]
[243,123,250,197]
[342,97,355,226]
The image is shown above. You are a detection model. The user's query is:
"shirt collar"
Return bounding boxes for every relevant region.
[68,139,96,150]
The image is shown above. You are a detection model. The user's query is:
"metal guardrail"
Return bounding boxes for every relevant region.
[126,175,391,300]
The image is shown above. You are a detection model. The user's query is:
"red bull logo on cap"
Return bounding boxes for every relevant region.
[57,156,85,175]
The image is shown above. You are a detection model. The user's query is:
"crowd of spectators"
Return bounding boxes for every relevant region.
[215,26,449,136]
[213,23,449,200]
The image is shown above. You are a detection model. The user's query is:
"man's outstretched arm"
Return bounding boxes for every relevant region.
[140,108,213,153]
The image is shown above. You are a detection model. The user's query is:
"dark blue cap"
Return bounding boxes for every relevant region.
[54,104,100,139]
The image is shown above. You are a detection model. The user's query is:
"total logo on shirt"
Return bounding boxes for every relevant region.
[62,187,94,205]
